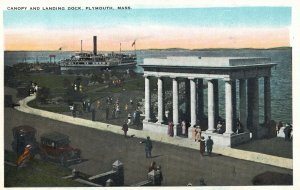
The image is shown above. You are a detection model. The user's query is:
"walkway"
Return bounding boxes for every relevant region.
[15,95,292,170]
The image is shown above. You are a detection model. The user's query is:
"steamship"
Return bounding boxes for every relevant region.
[59,36,137,71]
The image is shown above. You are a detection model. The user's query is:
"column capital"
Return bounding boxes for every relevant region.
[188,77,196,80]
[170,76,178,79]
[143,74,150,78]
[206,78,214,81]
[223,78,232,82]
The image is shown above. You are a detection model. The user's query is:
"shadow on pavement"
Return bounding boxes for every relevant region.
[151,155,163,158]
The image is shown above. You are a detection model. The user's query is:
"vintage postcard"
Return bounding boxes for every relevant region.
[1,0,298,188]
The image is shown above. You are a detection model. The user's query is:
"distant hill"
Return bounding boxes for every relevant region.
[144,48,189,51]
[191,47,291,51]
[141,47,291,51]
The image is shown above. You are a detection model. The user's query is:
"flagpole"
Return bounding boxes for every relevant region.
[134,43,136,56]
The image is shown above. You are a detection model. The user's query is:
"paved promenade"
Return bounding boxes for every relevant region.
[15,95,292,170]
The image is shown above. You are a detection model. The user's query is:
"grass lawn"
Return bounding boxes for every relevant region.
[106,77,145,93]
[4,150,88,187]
[28,100,70,113]
[16,74,80,94]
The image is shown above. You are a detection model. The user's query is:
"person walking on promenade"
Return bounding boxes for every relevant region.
[71,104,76,117]
[181,120,186,136]
[192,125,197,141]
[112,106,116,119]
[276,121,283,134]
[195,127,201,142]
[106,107,109,120]
[168,121,174,137]
[200,136,206,156]
[122,121,128,137]
[157,165,163,185]
[140,136,153,158]
[127,113,132,125]
[206,136,214,156]
[91,109,96,121]
[284,123,292,141]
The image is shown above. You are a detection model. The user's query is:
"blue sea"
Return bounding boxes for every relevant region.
[4,48,292,123]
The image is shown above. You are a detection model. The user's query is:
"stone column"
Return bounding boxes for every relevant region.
[248,78,259,138]
[264,76,271,127]
[239,79,248,132]
[144,75,151,122]
[162,80,166,123]
[207,79,215,132]
[189,78,196,139]
[157,77,164,123]
[185,79,191,122]
[212,79,219,122]
[197,79,204,119]
[172,77,179,136]
[252,78,259,138]
[225,79,234,135]
[232,80,237,132]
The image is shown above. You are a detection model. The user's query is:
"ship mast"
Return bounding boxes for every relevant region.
[81,40,82,53]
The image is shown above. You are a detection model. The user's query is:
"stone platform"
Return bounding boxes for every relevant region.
[203,131,251,147]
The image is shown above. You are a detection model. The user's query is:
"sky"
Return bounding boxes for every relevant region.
[4,7,291,51]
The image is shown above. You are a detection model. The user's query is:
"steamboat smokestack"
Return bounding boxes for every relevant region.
[93,36,97,55]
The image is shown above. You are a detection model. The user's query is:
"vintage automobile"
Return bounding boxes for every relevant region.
[39,131,82,166]
[11,125,39,156]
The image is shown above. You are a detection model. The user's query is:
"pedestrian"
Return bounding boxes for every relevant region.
[148,161,156,172]
[130,98,133,105]
[284,123,292,141]
[199,136,206,156]
[290,126,293,141]
[206,136,214,156]
[116,103,120,114]
[122,121,128,137]
[112,106,116,119]
[192,125,197,141]
[71,104,76,117]
[168,121,174,137]
[97,100,101,110]
[87,102,91,112]
[199,178,207,186]
[133,111,137,125]
[127,113,132,125]
[91,109,96,121]
[181,120,186,136]
[135,110,141,125]
[82,101,86,112]
[16,144,32,167]
[195,127,201,142]
[124,103,128,112]
[216,121,222,134]
[106,107,109,120]
[156,165,163,185]
[236,120,242,134]
[276,121,283,134]
[140,136,153,158]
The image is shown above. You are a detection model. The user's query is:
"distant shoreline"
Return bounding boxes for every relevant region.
[4,46,292,52]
